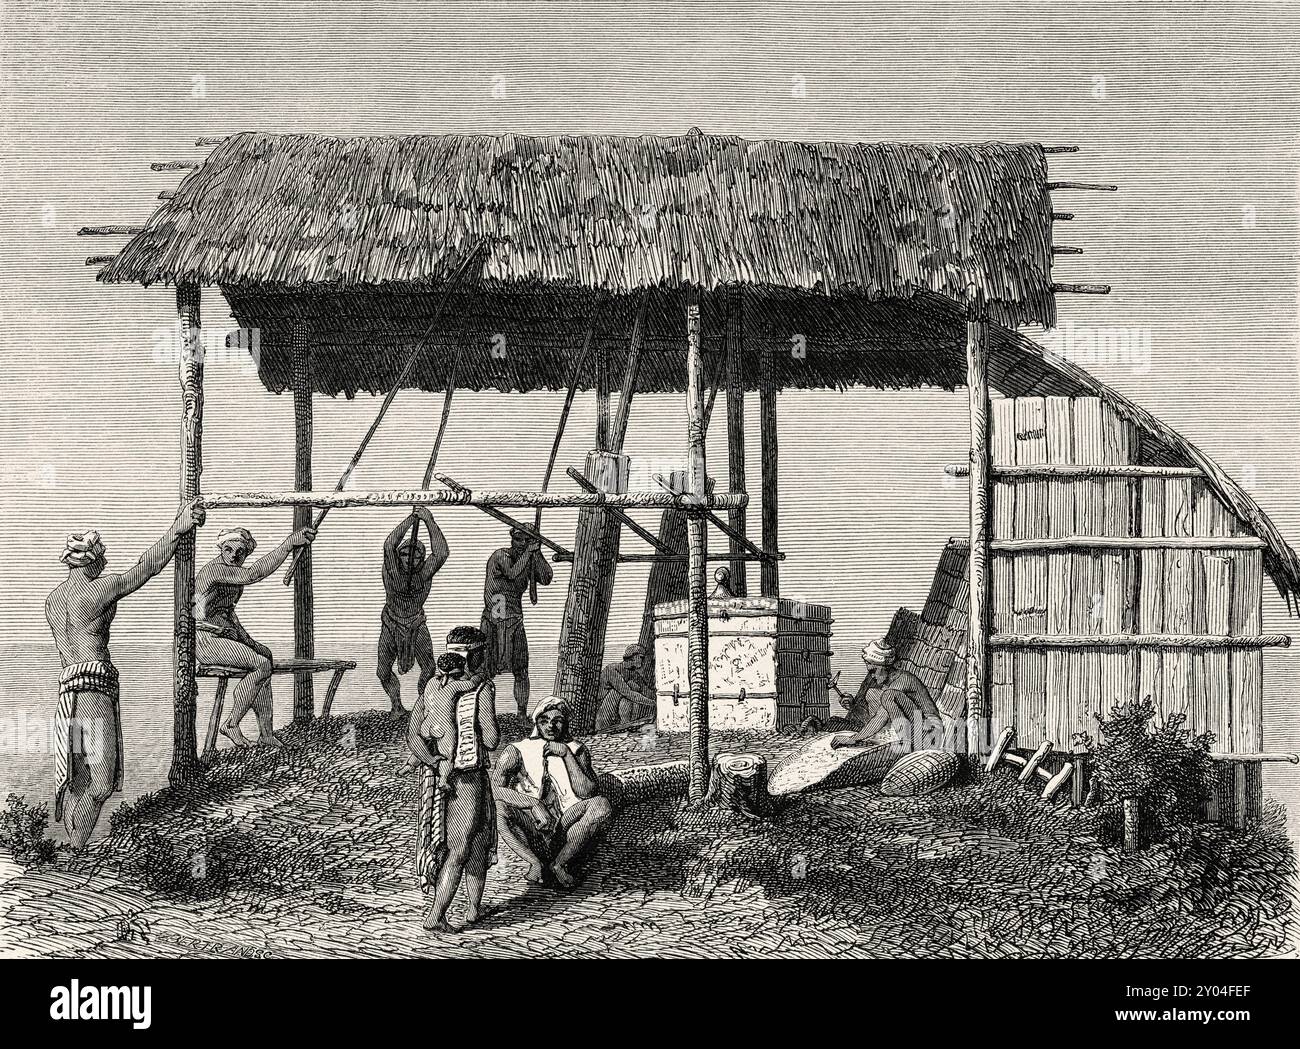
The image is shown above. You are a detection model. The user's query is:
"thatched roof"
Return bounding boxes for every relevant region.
[99,130,1057,329]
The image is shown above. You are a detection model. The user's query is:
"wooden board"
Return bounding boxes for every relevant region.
[1013,397,1049,743]
[1201,554,1232,750]
[1136,476,1165,706]
[1162,477,1197,722]
[991,399,1017,741]
[1043,396,1075,745]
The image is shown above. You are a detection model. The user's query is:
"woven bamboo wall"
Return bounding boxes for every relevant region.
[988,396,1263,757]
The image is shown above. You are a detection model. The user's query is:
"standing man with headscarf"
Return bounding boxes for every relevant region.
[492,697,613,888]
[377,508,449,714]
[44,499,205,847]
[194,523,315,748]
[480,526,553,717]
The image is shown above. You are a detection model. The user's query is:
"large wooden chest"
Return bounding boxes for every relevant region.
[652,596,833,731]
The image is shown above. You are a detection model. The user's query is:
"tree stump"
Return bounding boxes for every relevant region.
[702,752,778,819]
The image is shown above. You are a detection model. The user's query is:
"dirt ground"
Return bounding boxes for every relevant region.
[1,711,1295,959]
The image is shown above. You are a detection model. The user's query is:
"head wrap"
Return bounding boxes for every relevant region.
[623,644,644,661]
[61,530,105,568]
[530,697,571,739]
[861,639,896,667]
[216,528,257,554]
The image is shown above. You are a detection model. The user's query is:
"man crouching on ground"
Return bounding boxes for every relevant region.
[492,698,613,888]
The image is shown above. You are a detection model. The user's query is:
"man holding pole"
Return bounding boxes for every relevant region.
[377,507,450,714]
[480,527,552,717]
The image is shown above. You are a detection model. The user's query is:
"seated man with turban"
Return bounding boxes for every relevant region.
[194,523,315,748]
[804,639,940,749]
[492,698,614,888]
[45,500,205,847]
[595,643,655,731]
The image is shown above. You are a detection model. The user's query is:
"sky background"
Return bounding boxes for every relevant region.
[1,2,1299,737]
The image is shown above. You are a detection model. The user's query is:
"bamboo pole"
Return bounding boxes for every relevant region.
[1047,181,1118,191]
[1051,282,1111,295]
[435,475,572,557]
[966,311,992,758]
[281,246,483,585]
[291,322,315,723]
[204,488,748,511]
[170,284,203,787]
[685,290,710,805]
[610,290,649,452]
[151,161,201,171]
[951,535,1266,551]
[990,634,1290,649]
[946,464,1204,478]
[760,341,779,597]
[554,551,768,564]
[77,225,145,235]
[724,286,748,596]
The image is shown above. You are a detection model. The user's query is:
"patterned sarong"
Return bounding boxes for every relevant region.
[414,682,497,892]
[54,660,123,821]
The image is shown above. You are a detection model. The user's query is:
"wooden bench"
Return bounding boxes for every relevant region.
[198,657,357,763]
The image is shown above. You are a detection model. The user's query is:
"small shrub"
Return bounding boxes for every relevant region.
[1087,699,1214,845]
[0,793,58,867]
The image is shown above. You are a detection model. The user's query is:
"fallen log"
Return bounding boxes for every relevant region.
[600,760,690,808]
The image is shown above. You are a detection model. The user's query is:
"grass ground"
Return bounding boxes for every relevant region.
[0,710,1295,958]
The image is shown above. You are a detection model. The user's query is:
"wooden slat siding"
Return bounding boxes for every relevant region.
[1202,555,1233,748]
[1044,396,1075,747]
[1163,476,1198,724]
[1013,397,1049,744]
[991,399,1018,740]
[1230,547,1264,822]
[1137,476,1165,708]
[1070,398,1105,738]
[1098,403,1138,716]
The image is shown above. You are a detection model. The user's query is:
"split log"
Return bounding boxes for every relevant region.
[702,753,778,819]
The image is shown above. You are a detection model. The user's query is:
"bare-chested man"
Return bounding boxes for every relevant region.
[493,698,613,888]
[408,625,500,933]
[194,524,315,748]
[809,639,940,749]
[44,500,205,847]
[378,508,449,714]
[595,644,655,731]
[480,527,553,717]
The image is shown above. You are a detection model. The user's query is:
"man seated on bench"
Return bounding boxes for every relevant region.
[196,525,315,748]
[492,698,613,888]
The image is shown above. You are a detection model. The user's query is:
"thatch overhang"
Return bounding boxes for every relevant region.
[92,129,1300,606]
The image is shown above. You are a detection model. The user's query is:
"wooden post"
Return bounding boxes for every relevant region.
[291,322,315,723]
[1122,795,1141,852]
[759,341,779,597]
[170,284,203,787]
[725,287,748,596]
[965,311,992,758]
[595,335,610,452]
[686,290,710,805]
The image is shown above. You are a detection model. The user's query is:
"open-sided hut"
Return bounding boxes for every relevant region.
[86,130,1300,814]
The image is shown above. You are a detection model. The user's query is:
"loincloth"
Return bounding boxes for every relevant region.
[380,605,430,674]
[480,612,526,673]
[54,660,123,821]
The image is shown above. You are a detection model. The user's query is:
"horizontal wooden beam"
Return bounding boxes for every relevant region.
[77,225,144,236]
[1052,245,1084,255]
[1047,181,1117,191]
[946,464,1204,479]
[195,136,227,146]
[435,474,572,559]
[565,467,671,551]
[651,473,774,561]
[991,633,1290,650]
[553,551,774,564]
[1051,211,1075,221]
[951,535,1265,551]
[1043,146,1080,154]
[151,161,201,171]
[1052,282,1110,294]
[200,488,749,511]
[85,255,117,266]
[1208,752,1300,764]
